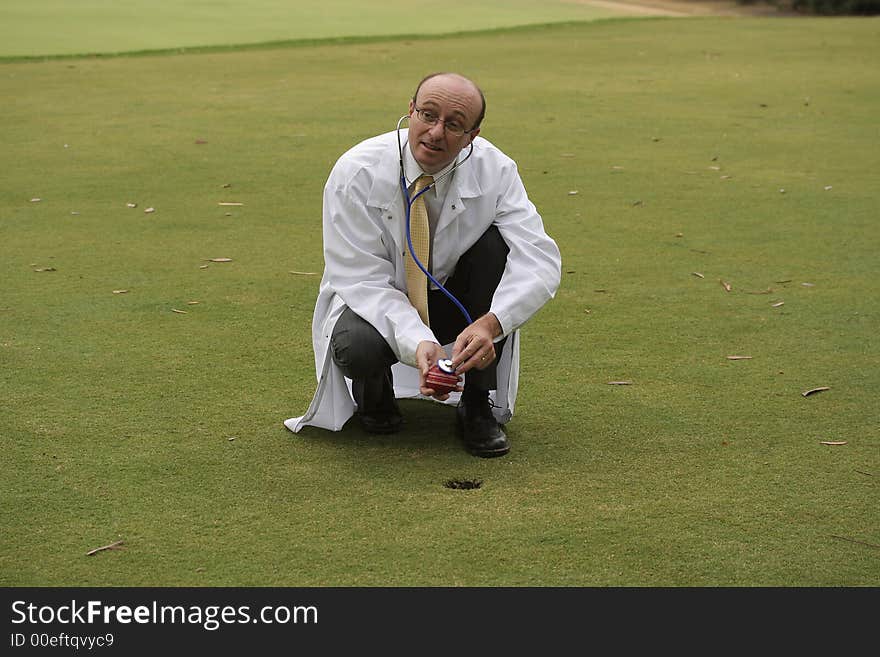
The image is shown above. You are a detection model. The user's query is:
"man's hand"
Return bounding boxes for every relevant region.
[416,340,461,400]
[450,312,503,374]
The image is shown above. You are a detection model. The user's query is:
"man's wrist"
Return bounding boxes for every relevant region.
[478,312,503,339]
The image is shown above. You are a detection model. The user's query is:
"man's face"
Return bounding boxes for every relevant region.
[407,75,481,174]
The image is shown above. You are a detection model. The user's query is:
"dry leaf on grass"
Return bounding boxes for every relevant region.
[289,270,318,276]
[726,355,752,360]
[829,535,880,549]
[86,540,124,556]
[720,280,732,292]
[608,381,633,385]
[171,309,188,314]
[771,300,785,307]
[144,207,155,214]
[33,267,57,272]
[112,289,129,294]
[820,441,847,446]
[692,272,705,278]
[207,258,232,262]
[126,202,137,208]
[802,386,830,397]
[218,202,243,206]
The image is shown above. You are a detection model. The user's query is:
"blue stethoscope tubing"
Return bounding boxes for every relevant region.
[397,116,474,325]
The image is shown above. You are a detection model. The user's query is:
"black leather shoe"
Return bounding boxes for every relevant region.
[456,397,510,458]
[358,410,403,434]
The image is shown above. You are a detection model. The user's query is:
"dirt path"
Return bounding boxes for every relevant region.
[569,0,787,17]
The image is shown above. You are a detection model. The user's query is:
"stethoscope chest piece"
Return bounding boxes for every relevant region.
[436,358,456,374]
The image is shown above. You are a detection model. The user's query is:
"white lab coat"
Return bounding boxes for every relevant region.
[285,130,561,433]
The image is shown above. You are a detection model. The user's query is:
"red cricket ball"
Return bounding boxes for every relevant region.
[426,359,461,395]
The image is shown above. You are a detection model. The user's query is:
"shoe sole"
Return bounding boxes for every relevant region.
[465,444,510,458]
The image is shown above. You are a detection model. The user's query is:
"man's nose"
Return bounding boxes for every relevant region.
[427,120,446,138]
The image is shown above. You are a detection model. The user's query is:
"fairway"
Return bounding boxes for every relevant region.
[0,0,640,58]
[1,14,879,587]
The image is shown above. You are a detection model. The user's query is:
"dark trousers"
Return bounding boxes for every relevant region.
[330,226,509,413]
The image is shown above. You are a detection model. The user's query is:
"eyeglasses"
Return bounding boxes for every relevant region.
[412,107,476,137]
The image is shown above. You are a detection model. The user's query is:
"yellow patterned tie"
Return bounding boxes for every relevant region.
[405,175,433,326]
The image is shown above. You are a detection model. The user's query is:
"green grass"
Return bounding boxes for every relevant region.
[1,16,879,586]
[0,0,627,58]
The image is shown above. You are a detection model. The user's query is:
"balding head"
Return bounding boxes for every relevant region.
[412,72,486,130]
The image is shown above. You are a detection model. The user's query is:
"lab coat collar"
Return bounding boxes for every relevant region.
[366,129,481,211]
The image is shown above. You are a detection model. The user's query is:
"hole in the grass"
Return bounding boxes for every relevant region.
[444,478,483,490]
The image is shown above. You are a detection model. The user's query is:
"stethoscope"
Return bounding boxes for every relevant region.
[396,115,475,324]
